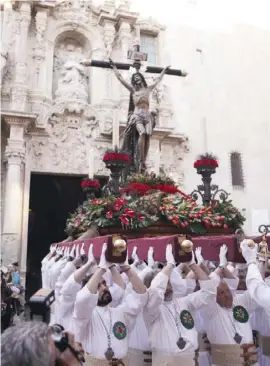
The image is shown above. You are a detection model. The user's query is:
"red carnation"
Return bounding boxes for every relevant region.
[138,214,146,222]
[120,214,129,226]
[124,208,136,218]
[106,210,113,219]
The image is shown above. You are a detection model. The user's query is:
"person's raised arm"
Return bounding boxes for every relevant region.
[119,249,146,294]
[74,244,96,283]
[241,240,270,308]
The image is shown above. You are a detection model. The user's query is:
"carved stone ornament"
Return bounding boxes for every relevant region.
[1,234,19,264]
[138,17,165,35]
[55,61,88,102]
[11,86,28,111]
[53,0,92,24]
[29,102,99,174]
[159,137,189,185]
[103,23,116,58]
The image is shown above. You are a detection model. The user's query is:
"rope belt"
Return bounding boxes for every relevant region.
[85,354,127,366]
[259,335,270,356]
[211,343,258,366]
[198,333,211,352]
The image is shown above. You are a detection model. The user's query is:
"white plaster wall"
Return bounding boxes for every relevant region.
[161,23,270,234]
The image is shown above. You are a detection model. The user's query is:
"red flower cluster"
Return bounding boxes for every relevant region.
[81,180,101,189]
[120,183,151,196]
[103,152,131,163]
[113,198,127,211]
[194,159,219,168]
[120,182,190,199]
[154,184,190,198]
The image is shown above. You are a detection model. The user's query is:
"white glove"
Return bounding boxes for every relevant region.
[147,247,155,269]
[240,240,258,264]
[219,244,228,267]
[131,246,139,264]
[186,250,196,266]
[195,247,204,265]
[69,245,75,258]
[98,243,110,270]
[120,249,129,267]
[166,244,175,266]
[87,244,95,264]
[75,245,80,258]
[80,243,86,256]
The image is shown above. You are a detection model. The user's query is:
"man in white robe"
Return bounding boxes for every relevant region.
[54,245,90,325]
[143,244,218,366]
[241,240,270,365]
[201,244,259,366]
[127,246,154,366]
[73,243,147,366]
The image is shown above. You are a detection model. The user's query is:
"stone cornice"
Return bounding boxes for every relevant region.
[1,110,37,131]
[115,11,139,30]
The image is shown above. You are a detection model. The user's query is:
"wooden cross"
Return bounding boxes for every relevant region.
[80,44,187,77]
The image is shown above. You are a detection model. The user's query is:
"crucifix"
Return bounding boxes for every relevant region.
[81,45,188,173]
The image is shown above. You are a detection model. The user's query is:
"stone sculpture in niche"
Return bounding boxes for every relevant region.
[55,60,88,102]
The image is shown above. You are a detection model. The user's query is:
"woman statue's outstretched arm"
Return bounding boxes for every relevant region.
[109,58,133,93]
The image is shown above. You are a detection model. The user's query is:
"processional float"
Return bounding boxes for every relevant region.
[53,45,269,264]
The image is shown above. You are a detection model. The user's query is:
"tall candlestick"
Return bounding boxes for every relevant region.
[112,108,119,149]
[155,142,160,175]
[88,146,94,179]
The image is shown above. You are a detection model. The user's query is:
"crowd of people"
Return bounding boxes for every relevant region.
[1,261,24,332]
[1,239,269,366]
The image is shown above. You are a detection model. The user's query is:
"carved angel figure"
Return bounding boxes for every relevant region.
[55,60,87,101]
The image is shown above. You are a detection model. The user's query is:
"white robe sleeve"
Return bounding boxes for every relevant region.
[73,286,98,343]
[170,269,188,298]
[118,291,148,333]
[186,279,218,312]
[246,263,270,308]
[55,262,76,300]
[143,272,169,325]
[73,286,98,321]
[59,274,81,317]
[109,283,125,308]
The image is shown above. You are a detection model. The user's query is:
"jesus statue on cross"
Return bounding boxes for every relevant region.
[81,45,188,173]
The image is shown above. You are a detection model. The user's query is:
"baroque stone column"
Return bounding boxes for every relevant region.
[1,1,13,85]
[11,1,31,111]
[1,112,36,265]
[33,7,49,92]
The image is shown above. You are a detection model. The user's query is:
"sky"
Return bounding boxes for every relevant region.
[94,0,270,31]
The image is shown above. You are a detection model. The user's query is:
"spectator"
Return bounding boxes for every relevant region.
[1,321,82,366]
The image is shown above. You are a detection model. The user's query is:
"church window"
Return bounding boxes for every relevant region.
[230,152,244,188]
[140,34,157,64]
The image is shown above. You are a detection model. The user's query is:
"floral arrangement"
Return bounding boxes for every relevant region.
[81,178,101,191]
[103,148,131,164]
[66,165,245,236]
[194,153,219,168]
[65,196,157,235]
[160,194,245,233]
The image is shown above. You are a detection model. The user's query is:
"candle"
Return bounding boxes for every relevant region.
[112,108,119,149]
[88,146,94,179]
[155,143,160,175]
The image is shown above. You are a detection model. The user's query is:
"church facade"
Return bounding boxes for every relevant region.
[1,0,270,270]
[1,0,188,268]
